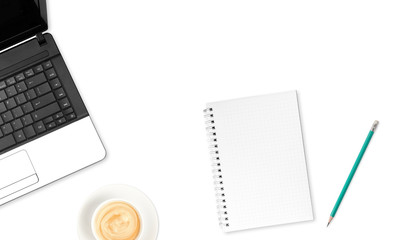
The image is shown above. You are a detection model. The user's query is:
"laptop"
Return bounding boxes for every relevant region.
[0,0,106,205]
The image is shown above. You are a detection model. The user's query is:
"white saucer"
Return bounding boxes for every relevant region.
[78,184,159,240]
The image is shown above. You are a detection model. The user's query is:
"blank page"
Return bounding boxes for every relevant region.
[206,91,313,232]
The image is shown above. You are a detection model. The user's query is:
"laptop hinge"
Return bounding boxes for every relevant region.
[36,33,47,46]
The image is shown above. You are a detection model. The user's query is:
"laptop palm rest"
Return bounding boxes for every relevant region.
[0,150,38,200]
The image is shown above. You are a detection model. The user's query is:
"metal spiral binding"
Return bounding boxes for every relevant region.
[204,107,229,228]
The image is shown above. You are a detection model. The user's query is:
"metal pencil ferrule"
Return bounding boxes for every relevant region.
[371,120,379,132]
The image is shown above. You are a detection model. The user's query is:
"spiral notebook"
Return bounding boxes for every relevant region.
[204,91,313,232]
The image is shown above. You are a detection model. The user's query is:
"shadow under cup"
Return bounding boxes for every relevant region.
[92,200,142,240]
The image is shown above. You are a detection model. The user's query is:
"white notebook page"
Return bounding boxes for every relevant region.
[206,91,313,232]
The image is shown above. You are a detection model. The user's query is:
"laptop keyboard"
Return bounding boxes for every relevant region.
[0,60,76,153]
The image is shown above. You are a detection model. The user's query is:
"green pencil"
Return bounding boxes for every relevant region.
[327,120,379,227]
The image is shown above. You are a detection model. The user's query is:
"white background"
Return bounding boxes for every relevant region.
[1,0,395,239]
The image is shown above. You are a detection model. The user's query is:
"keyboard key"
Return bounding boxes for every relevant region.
[34,65,44,73]
[1,123,13,135]
[0,129,3,138]
[35,82,51,96]
[2,111,13,122]
[26,73,46,88]
[21,102,34,114]
[6,77,16,85]
[45,68,57,79]
[53,112,63,119]
[59,98,70,109]
[63,108,73,115]
[0,81,6,89]
[0,102,6,113]
[46,122,56,129]
[15,73,25,81]
[21,114,33,126]
[0,90,7,101]
[56,117,66,125]
[24,69,34,78]
[13,130,26,142]
[43,61,52,69]
[0,116,3,125]
[66,113,76,120]
[25,89,37,100]
[43,116,53,124]
[34,121,46,133]
[32,92,55,109]
[12,107,23,118]
[54,88,66,99]
[5,98,17,109]
[50,78,61,89]
[5,86,17,97]
[15,82,27,93]
[23,125,36,138]
[32,102,60,121]
[11,119,23,130]
[15,93,27,105]
[0,134,16,152]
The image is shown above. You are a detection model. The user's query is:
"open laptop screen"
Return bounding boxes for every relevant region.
[0,0,48,51]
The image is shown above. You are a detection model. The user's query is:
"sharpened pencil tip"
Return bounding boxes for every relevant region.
[327,216,333,227]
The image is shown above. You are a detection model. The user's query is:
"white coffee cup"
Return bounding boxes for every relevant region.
[91,199,143,240]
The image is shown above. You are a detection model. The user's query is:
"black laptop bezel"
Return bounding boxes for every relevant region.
[0,0,48,51]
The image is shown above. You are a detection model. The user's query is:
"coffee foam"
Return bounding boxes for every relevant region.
[94,201,141,240]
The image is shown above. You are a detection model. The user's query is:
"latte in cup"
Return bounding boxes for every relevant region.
[93,200,141,240]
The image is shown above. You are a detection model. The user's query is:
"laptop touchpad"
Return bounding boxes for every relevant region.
[0,150,38,200]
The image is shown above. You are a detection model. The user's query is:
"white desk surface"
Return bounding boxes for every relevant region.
[1,1,395,239]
